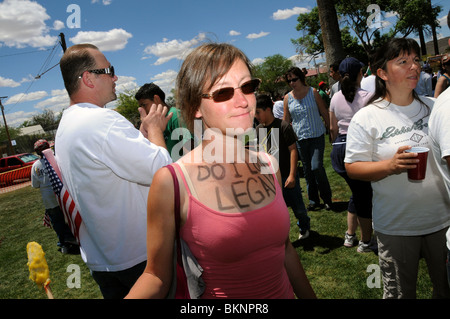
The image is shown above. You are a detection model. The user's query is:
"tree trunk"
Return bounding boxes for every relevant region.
[428,0,439,55]
[418,26,427,56]
[316,0,346,69]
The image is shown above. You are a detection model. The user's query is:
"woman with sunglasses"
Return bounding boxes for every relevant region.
[434,53,450,98]
[345,38,450,299]
[126,43,316,299]
[283,67,332,211]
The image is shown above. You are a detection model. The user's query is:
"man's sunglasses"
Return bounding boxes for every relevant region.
[201,78,261,102]
[79,66,115,78]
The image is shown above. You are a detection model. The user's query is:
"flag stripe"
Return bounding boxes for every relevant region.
[42,149,82,245]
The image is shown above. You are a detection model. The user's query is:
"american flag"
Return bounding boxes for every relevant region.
[42,149,82,245]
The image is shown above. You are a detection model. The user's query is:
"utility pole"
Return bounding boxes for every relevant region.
[0,96,15,156]
[59,33,67,52]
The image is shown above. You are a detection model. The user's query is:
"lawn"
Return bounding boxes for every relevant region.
[0,141,434,299]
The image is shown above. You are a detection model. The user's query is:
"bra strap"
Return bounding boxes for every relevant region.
[173,162,199,198]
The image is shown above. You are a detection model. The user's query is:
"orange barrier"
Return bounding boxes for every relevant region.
[0,166,33,189]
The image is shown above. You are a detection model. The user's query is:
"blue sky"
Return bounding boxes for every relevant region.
[1,0,450,128]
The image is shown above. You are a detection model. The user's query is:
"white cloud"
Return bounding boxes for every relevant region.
[5,110,39,127]
[272,7,310,20]
[229,30,241,36]
[115,75,138,93]
[246,31,270,40]
[4,91,48,105]
[69,28,133,51]
[91,0,112,5]
[151,70,178,94]
[34,93,69,113]
[252,58,265,65]
[53,20,65,31]
[0,0,58,48]
[143,33,207,65]
[0,76,20,88]
[29,89,70,114]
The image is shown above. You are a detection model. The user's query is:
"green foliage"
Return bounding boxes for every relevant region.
[252,54,293,98]
[294,0,442,63]
[115,89,140,128]
[0,125,21,142]
[20,109,61,132]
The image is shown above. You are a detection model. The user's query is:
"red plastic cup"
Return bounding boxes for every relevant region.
[405,147,429,181]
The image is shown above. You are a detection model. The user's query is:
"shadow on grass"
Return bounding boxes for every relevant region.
[292,230,343,254]
[329,200,349,213]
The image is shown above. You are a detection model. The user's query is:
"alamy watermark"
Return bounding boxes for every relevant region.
[66,4,81,29]
[66,264,81,289]
[367,4,382,29]
[366,264,381,289]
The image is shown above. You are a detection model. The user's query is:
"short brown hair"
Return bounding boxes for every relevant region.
[175,43,253,132]
[60,44,99,96]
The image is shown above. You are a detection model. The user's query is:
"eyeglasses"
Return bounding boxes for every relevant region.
[79,66,115,78]
[201,78,261,102]
[287,78,299,83]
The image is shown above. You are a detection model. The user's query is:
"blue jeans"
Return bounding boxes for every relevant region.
[282,173,310,233]
[297,135,332,206]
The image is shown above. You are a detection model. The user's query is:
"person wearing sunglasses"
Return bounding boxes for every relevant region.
[283,67,333,212]
[127,43,316,299]
[434,53,450,98]
[55,44,172,298]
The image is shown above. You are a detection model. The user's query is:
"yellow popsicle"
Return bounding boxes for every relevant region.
[26,242,52,297]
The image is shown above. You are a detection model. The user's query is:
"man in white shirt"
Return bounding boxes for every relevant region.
[360,74,376,93]
[429,11,450,290]
[56,44,172,298]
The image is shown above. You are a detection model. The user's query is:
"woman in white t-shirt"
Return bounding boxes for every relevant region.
[344,38,450,299]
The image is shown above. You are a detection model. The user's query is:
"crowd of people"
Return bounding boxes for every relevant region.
[29,11,450,300]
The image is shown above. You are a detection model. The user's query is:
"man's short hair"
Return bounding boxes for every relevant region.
[330,60,342,72]
[60,44,99,97]
[135,83,165,102]
[256,94,273,110]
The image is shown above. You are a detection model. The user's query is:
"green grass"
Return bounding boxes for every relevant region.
[0,141,434,299]
[0,186,102,299]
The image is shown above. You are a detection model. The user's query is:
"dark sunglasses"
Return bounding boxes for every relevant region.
[202,78,261,102]
[287,77,299,83]
[79,66,115,78]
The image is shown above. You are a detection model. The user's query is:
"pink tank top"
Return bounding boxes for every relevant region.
[174,162,294,299]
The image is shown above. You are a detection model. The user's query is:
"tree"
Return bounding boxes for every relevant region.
[251,54,293,98]
[291,7,323,59]
[292,6,366,66]
[0,124,20,142]
[390,0,442,55]
[21,109,60,132]
[317,0,346,69]
[115,89,140,128]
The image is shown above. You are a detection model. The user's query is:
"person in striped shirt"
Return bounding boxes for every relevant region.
[283,67,333,211]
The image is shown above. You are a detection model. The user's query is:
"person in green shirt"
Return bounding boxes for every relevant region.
[135,83,193,160]
[318,81,330,109]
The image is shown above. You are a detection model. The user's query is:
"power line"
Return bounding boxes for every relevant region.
[4,37,61,114]
[0,48,52,58]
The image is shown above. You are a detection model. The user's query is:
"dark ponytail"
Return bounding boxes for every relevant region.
[340,73,358,103]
